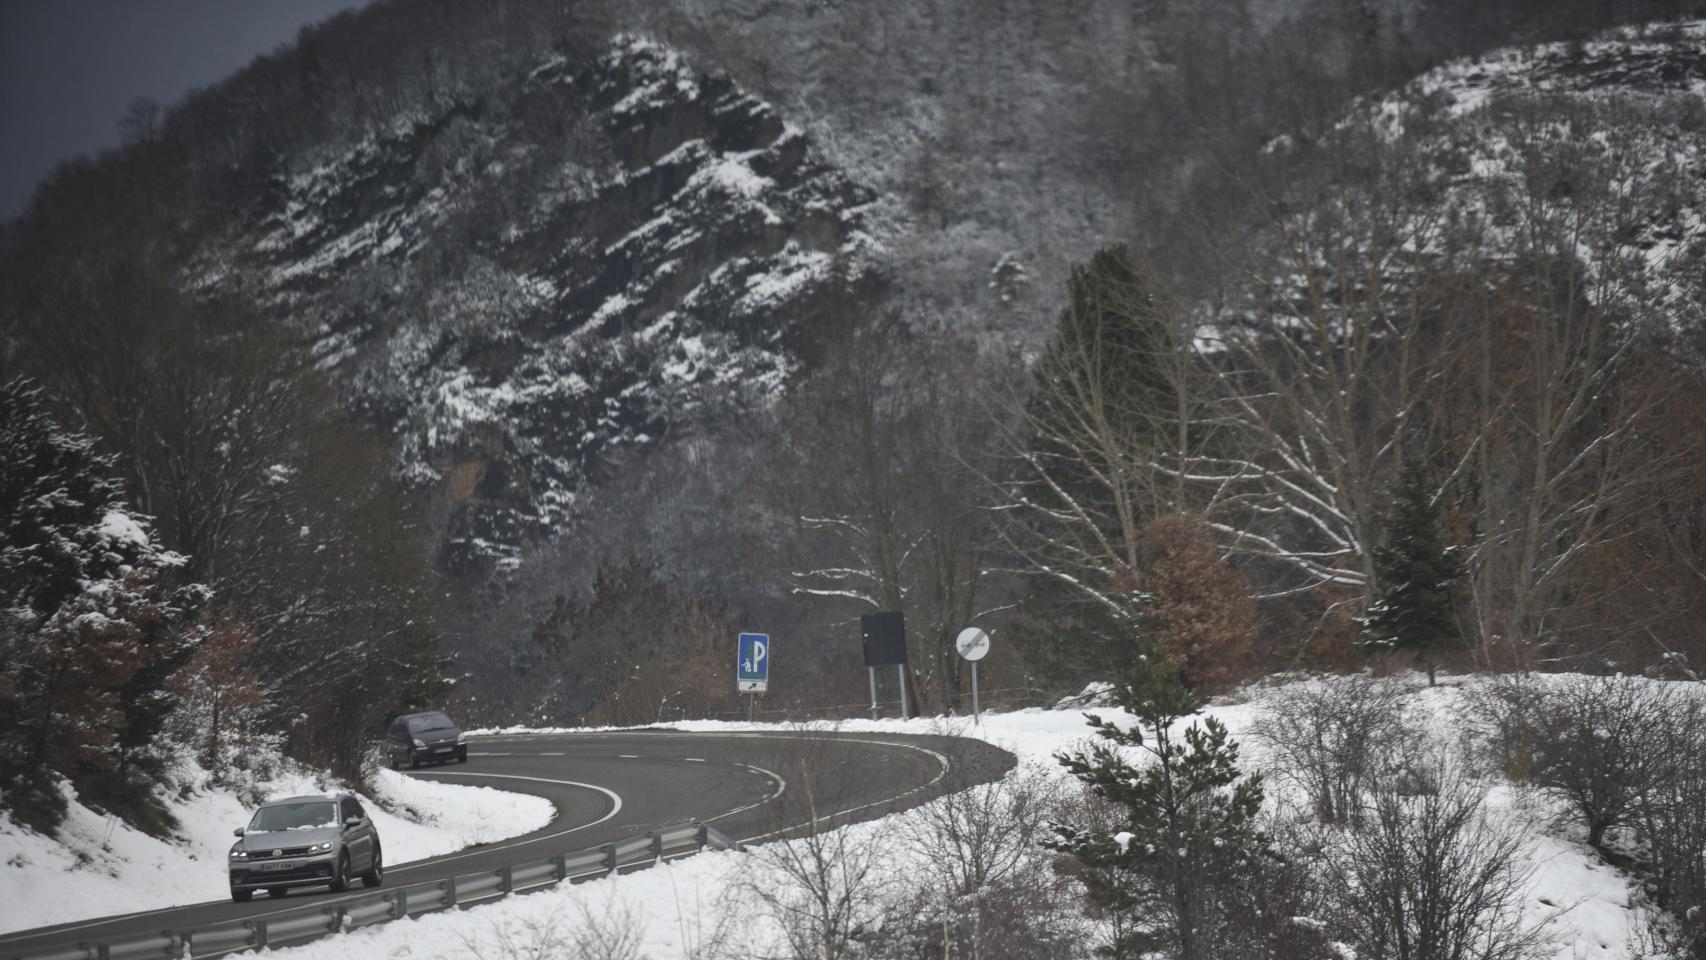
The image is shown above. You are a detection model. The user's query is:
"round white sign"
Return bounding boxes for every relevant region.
[955,627,991,662]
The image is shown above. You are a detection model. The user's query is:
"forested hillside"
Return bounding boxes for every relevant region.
[4,0,1706,831]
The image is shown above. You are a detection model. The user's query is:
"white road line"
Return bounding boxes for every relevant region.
[469,751,512,756]
[618,754,639,758]
[734,737,951,844]
[706,762,787,824]
[390,772,621,870]
[683,757,706,762]
[538,752,564,757]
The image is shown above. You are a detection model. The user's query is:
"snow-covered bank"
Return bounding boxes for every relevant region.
[0,762,553,934]
[272,672,1680,960]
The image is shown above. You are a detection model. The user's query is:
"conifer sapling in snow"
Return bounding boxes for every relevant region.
[1361,458,1462,685]
[1046,653,1268,959]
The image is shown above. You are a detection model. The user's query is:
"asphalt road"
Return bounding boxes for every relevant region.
[0,729,1013,956]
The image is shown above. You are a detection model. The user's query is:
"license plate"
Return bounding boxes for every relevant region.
[435,746,453,753]
[260,861,296,872]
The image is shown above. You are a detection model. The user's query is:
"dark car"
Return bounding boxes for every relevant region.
[386,710,467,768]
[228,793,382,901]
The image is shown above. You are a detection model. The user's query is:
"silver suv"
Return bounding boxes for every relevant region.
[228,794,382,901]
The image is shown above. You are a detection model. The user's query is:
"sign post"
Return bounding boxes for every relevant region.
[737,633,769,721]
[860,612,909,719]
[955,627,991,724]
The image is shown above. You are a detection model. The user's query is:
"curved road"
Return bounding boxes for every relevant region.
[0,729,1013,956]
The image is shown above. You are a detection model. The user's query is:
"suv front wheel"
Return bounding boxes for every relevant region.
[329,852,351,893]
[361,844,384,887]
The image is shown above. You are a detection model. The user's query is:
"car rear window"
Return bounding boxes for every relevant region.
[248,801,338,832]
[406,713,454,733]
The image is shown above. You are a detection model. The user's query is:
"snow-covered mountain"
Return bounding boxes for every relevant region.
[192,37,877,573]
[1365,20,1705,315]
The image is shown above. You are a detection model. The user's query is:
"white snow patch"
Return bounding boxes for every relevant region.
[96,511,149,549]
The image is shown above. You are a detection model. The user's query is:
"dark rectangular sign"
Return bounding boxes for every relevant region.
[861,611,908,666]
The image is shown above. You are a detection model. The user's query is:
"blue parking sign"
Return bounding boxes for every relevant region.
[737,633,769,693]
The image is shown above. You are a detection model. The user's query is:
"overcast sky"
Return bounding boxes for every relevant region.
[0,0,372,220]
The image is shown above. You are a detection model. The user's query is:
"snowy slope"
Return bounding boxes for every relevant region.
[0,761,551,934]
[268,672,1664,960]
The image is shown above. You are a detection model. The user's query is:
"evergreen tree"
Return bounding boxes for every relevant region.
[1012,245,1183,681]
[0,379,199,826]
[1360,459,1463,685]
[1046,654,1269,959]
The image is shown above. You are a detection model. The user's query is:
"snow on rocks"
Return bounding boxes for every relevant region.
[221,35,875,573]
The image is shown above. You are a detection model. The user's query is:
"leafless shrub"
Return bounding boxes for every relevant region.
[898,762,1060,894]
[743,727,894,960]
[1223,817,1339,960]
[1629,692,1706,959]
[1257,674,1418,826]
[1467,674,1682,849]
[457,893,647,960]
[869,764,1089,960]
[1321,758,1556,960]
[566,894,650,960]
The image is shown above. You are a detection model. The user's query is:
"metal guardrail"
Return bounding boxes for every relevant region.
[5,822,742,960]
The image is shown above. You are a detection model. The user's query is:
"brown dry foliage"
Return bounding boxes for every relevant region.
[168,611,267,769]
[1141,515,1259,691]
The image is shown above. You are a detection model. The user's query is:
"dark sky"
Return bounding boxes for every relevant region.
[0,0,372,220]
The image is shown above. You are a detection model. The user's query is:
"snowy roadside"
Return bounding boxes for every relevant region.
[0,761,553,934]
[273,673,1657,960]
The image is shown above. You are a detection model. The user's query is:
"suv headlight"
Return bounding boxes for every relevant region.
[413,738,426,748]
[456,732,464,743]
[308,841,334,853]
[229,847,247,860]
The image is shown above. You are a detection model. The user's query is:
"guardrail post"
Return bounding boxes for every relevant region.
[247,919,269,949]
[553,853,568,882]
[648,832,663,863]
[695,822,709,849]
[442,875,458,908]
[498,864,513,896]
[391,888,409,919]
[326,905,347,933]
[93,944,110,960]
[602,842,618,875]
[174,930,190,959]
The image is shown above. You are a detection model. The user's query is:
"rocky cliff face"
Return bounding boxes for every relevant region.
[197,37,875,574]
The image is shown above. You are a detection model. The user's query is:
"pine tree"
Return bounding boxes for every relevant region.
[1361,459,1462,685]
[1046,654,1269,959]
[1014,245,1183,681]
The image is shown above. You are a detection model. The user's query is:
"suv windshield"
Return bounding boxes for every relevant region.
[248,800,339,832]
[406,713,454,734]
